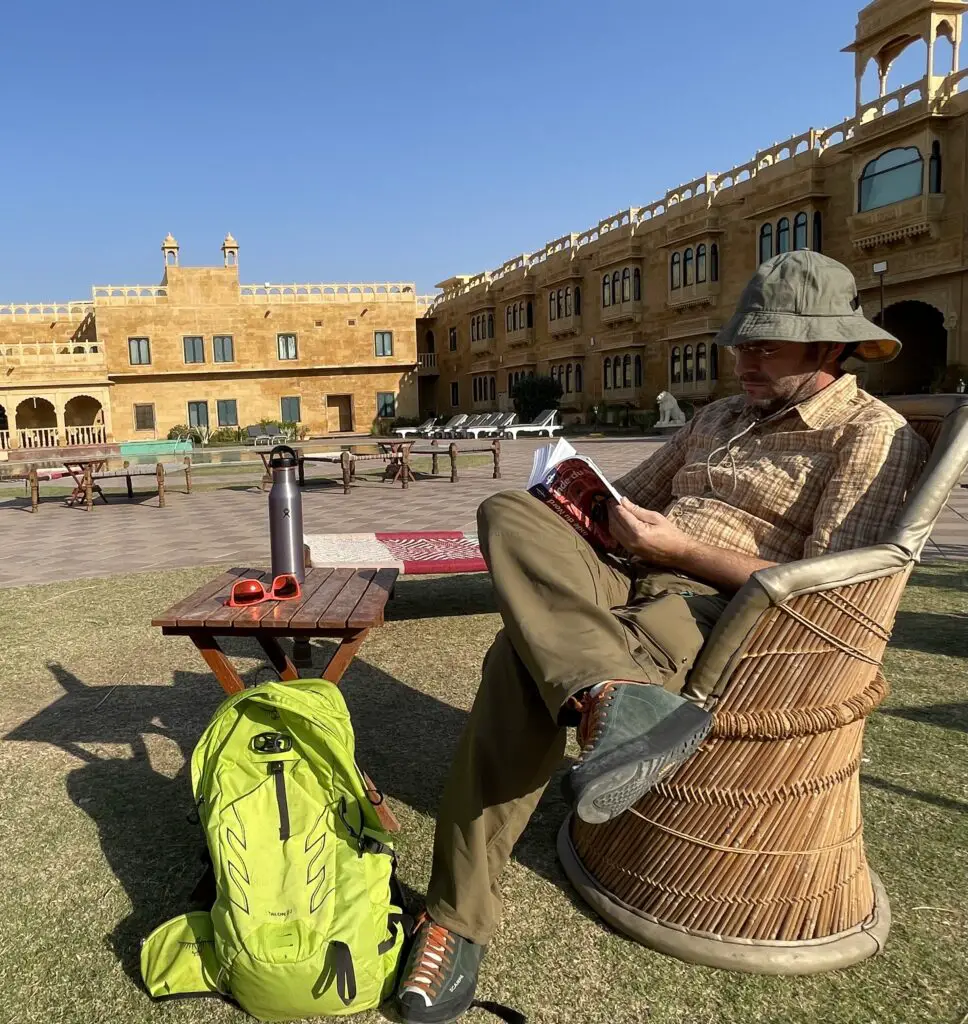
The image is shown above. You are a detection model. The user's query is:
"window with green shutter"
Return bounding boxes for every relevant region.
[217,399,238,426]
[280,396,301,422]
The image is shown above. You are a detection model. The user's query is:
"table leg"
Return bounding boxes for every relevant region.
[190,632,247,695]
[321,629,368,684]
[257,635,300,681]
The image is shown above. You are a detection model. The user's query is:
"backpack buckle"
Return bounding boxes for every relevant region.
[251,732,292,754]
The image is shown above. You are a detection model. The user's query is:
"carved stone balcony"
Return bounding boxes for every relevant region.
[601,300,642,325]
[848,193,945,250]
[667,281,720,311]
[505,326,534,347]
[550,314,582,337]
[417,352,439,375]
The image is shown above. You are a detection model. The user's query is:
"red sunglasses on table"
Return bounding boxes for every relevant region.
[227,574,302,607]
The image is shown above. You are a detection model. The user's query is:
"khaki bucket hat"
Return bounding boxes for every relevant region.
[714,251,901,362]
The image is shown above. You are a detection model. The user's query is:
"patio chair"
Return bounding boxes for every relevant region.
[558,394,968,976]
[244,425,284,447]
[394,417,437,439]
[428,414,468,438]
[503,409,561,439]
[459,413,500,438]
[441,415,481,438]
[465,412,517,439]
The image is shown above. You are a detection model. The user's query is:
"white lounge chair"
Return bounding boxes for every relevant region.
[394,417,437,439]
[443,414,484,438]
[504,409,561,439]
[459,413,500,438]
[428,414,468,438]
[465,412,517,439]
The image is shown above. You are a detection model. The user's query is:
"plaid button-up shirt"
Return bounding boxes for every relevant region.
[614,374,928,563]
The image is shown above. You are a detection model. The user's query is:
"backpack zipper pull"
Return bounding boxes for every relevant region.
[269,761,291,841]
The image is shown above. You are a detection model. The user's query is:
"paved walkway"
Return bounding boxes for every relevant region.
[1,437,965,587]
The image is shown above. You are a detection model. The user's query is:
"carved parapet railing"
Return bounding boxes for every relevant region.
[0,342,104,366]
[858,78,928,124]
[18,428,61,449]
[238,282,417,303]
[0,430,9,450]
[0,301,93,322]
[848,193,945,249]
[92,286,168,304]
[64,425,107,446]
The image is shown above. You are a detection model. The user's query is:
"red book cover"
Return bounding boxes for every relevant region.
[528,449,621,553]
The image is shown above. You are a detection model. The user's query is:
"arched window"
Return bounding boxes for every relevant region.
[858,147,924,212]
[759,223,773,265]
[565,364,572,393]
[710,343,719,380]
[813,212,823,253]
[575,363,583,392]
[793,212,808,250]
[671,347,682,384]
[602,274,612,307]
[564,287,572,316]
[929,140,942,193]
[671,253,681,289]
[603,357,612,389]
[683,248,694,285]
[684,344,695,383]
[633,268,641,301]
[506,306,513,331]
[622,355,631,388]
[612,358,621,389]
[622,268,631,302]
[776,217,791,254]
[697,343,708,381]
[549,292,556,321]
[696,244,706,283]
[612,271,621,305]
[634,354,642,387]
[512,304,518,331]
[574,286,582,314]
[551,365,557,383]
[425,329,435,352]
[710,243,720,281]
[473,377,479,401]
[526,301,533,328]
[487,313,494,338]
[490,376,496,401]
[556,289,563,319]
[471,318,477,342]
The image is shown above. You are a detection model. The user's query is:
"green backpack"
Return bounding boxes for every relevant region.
[141,678,409,1020]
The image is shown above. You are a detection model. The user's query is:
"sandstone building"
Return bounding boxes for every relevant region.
[0,233,424,450]
[416,0,968,423]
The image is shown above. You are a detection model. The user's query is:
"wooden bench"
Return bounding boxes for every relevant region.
[25,458,193,512]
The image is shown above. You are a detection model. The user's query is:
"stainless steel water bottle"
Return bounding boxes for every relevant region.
[268,445,305,582]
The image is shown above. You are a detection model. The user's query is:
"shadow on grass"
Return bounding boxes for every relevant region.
[4,638,574,990]
[862,774,968,815]
[386,573,497,620]
[881,701,968,734]
[889,610,968,656]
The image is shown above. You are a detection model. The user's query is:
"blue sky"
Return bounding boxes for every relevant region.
[0,0,925,301]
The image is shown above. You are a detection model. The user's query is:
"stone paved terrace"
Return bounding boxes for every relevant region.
[0,437,965,588]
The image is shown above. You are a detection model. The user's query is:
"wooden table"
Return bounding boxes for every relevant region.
[153,565,400,829]
[377,440,416,488]
[64,459,108,507]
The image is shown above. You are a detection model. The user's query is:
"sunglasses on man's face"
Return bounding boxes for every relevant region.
[227,574,302,607]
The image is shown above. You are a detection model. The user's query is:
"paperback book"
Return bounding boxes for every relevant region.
[526,438,623,552]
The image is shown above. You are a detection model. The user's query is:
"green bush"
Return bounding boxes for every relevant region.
[167,424,201,441]
[208,427,242,444]
[510,375,562,423]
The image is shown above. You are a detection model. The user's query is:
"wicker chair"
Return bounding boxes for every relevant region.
[558,394,968,975]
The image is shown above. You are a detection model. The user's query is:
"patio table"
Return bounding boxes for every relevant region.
[63,459,108,507]
[153,565,400,830]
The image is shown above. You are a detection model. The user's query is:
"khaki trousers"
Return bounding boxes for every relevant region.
[426,491,729,944]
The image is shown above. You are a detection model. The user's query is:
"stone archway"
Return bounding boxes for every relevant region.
[15,396,58,448]
[863,301,948,395]
[64,395,106,445]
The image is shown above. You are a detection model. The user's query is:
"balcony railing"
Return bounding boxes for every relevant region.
[0,430,9,450]
[550,314,582,337]
[18,428,61,448]
[417,352,439,372]
[505,327,534,347]
[0,342,104,367]
[601,300,642,325]
[65,425,108,446]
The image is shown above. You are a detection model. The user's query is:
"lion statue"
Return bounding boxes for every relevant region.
[656,390,686,427]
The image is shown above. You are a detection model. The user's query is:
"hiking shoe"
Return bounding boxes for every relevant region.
[563,681,713,825]
[395,914,484,1024]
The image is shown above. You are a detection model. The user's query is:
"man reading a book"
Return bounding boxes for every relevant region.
[395,251,928,1023]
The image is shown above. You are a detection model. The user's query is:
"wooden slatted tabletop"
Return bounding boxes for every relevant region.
[153,565,400,832]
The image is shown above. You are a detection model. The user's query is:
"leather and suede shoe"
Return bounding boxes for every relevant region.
[563,681,713,824]
[395,914,484,1023]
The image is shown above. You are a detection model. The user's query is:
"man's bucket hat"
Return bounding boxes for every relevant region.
[714,251,901,362]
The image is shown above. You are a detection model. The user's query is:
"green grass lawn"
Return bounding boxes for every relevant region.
[0,565,965,1024]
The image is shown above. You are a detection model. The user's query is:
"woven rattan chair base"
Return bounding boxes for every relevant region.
[558,818,891,975]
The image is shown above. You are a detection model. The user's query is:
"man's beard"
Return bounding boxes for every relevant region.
[742,370,819,417]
